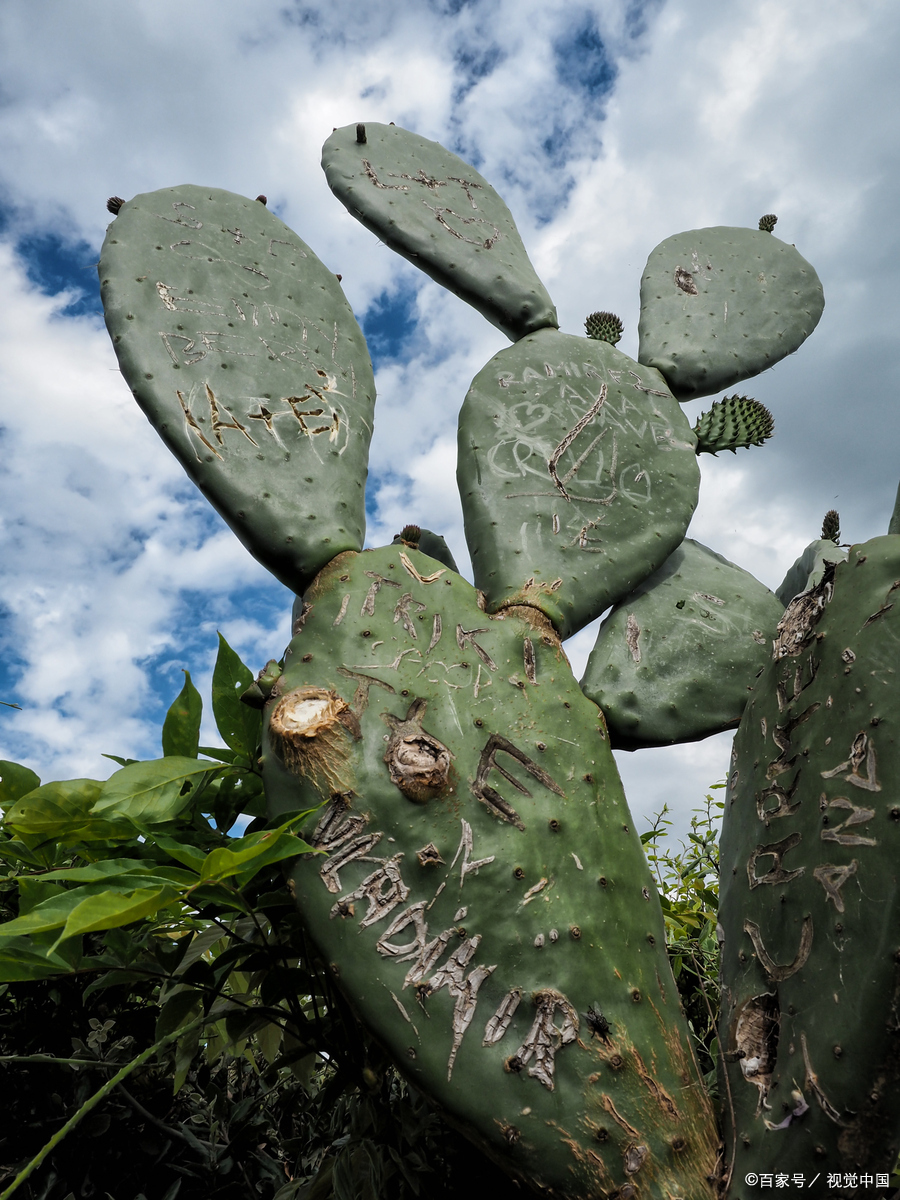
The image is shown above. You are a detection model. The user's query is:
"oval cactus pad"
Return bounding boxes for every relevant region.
[582,539,783,749]
[99,185,376,594]
[637,226,824,400]
[719,538,900,1178]
[322,123,558,341]
[457,329,700,639]
[264,546,717,1198]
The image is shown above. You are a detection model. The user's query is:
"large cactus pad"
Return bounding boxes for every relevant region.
[581,539,783,749]
[264,546,717,1198]
[638,227,824,400]
[322,123,558,341]
[100,185,376,594]
[719,537,900,1178]
[457,328,700,638]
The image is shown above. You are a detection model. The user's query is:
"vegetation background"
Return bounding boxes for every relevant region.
[0,641,722,1200]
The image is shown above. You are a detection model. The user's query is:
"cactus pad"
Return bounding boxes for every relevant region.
[457,328,700,639]
[580,539,783,749]
[775,536,848,605]
[321,123,558,341]
[719,538,900,1178]
[692,394,774,455]
[99,185,376,595]
[391,525,460,573]
[637,226,824,400]
[264,546,717,1198]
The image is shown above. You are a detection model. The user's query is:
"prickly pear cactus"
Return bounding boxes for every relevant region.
[95,119,844,1200]
[581,539,783,749]
[719,538,900,1179]
[263,545,717,1198]
[457,327,700,638]
[638,224,824,400]
[100,185,376,594]
[322,122,558,341]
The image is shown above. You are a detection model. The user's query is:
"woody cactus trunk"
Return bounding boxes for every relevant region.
[98,122,900,1195]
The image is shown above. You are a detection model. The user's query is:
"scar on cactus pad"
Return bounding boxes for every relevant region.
[99,123,836,1196]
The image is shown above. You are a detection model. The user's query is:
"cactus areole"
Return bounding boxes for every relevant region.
[95,119,886,1196]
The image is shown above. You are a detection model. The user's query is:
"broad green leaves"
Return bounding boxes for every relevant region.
[161,669,202,758]
[212,632,261,759]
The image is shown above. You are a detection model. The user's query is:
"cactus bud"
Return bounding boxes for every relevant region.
[398,524,421,547]
[584,310,624,345]
[758,214,778,232]
[693,394,774,455]
[106,196,124,215]
[821,509,841,543]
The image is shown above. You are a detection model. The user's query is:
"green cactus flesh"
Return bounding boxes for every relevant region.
[321,123,558,341]
[692,395,774,456]
[637,227,824,401]
[775,538,849,606]
[718,538,900,1178]
[457,328,700,639]
[263,545,717,1198]
[99,185,376,595]
[581,539,783,750]
[391,526,460,573]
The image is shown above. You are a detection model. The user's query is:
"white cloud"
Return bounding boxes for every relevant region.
[1,0,898,839]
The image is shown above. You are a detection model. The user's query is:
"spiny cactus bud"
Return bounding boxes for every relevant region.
[398,524,421,547]
[693,394,774,455]
[256,194,268,205]
[821,509,841,544]
[758,213,778,232]
[106,196,124,215]
[584,310,624,345]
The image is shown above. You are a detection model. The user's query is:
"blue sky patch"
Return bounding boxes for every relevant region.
[554,17,618,100]
[15,229,102,319]
[362,282,419,367]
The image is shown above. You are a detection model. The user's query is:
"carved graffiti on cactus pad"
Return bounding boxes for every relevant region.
[505,989,579,1091]
[472,734,565,830]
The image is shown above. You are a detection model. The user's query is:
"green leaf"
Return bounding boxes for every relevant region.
[162,670,203,759]
[92,758,215,824]
[51,886,179,950]
[0,940,77,981]
[37,858,196,888]
[200,831,314,888]
[101,754,139,767]
[0,760,41,808]
[2,779,129,843]
[0,883,123,939]
[211,633,261,758]
[151,834,209,872]
[198,745,240,764]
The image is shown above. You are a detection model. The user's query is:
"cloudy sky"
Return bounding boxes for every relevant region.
[1,0,898,838]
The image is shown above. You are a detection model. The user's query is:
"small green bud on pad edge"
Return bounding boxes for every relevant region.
[322,123,558,341]
[264,545,717,1198]
[693,394,774,455]
[581,539,783,749]
[638,226,824,400]
[457,328,700,638]
[100,185,376,595]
